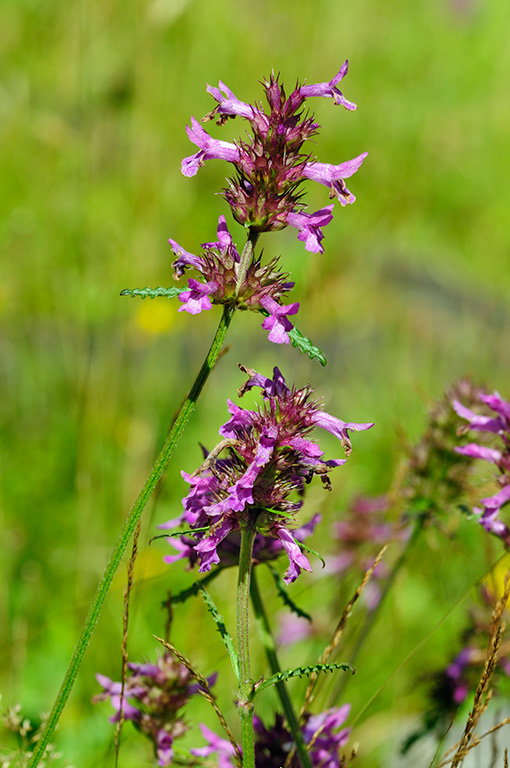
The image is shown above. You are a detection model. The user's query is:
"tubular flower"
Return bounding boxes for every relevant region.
[191,706,352,768]
[93,653,216,767]
[169,215,299,344]
[182,62,367,253]
[453,391,510,544]
[161,365,373,584]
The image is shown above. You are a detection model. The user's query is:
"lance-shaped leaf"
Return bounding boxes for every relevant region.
[288,326,327,366]
[120,286,187,299]
[166,572,222,605]
[266,564,312,622]
[199,587,239,680]
[252,662,355,698]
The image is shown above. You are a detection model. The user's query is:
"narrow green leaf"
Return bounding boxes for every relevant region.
[120,286,186,299]
[257,309,326,366]
[167,572,222,605]
[266,564,312,622]
[295,539,326,570]
[199,587,239,680]
[150,526,210,543]
[287,327,327,366]
[252,662,355,697]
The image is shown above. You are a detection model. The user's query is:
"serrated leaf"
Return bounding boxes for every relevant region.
[167,572,222,605]
[266,564,312,622]
[120,286,186,299]
[199,587,239,680]
[287,326,327,366]
[296,539,326,570]
[252,662,355,697]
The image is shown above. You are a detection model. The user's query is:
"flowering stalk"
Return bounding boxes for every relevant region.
[236,516,258,768]
[250,568,312,768]
[27,303,236,768]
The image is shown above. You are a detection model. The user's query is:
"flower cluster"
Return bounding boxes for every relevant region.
[182,62,367,253]
[93,653,215,767]
[162,365,373,583]
[191,707,352,768]
[169,215,299,344]
[454,390,510,544]
[403,379,487,523]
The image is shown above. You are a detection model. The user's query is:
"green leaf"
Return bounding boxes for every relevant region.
[257,309,326,366]
[287,326,327,366]
[199,587,239,680]
[266,564,312,622]
[252,662,355,697]
[296,539,326,570]
[120,286,186,299]
[167,572,222,605]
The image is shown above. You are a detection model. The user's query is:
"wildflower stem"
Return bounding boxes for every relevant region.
[237,517,257,768]
[27,303,236,768]
[250,569,313,768]
[234,228,260,297]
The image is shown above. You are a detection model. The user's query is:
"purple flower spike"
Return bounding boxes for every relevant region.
[260,296,300,344]
[169,216,300,345]
[162,366,372,581]
[94,652,214,764]
[194,706,352,768]
[454,389,510,546]
[183,67,367,247]
[300,61,358,110]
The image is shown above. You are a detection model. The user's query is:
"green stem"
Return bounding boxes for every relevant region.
[27,303,235,768]
[250,569,313,768]
[334,513,425,701]
[237,518,257,768]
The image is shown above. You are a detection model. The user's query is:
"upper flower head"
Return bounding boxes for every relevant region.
[453,390,510,545]
[162,365,373,583]
[182,63,367,253]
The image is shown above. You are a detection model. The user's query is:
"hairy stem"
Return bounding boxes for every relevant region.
[237,517,257,768]
[27,303,235,768]
[250,569,313,768]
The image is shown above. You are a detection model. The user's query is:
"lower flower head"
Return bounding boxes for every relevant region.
[192,707,351,768]
[162,365,373,583]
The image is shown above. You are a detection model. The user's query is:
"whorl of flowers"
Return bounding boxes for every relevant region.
[162,365,373,584]
[191,707,352,768]
[181,62,367,253]
[169,215,299,344]
[93,653,216,767]
[454,390,510,544]
[403,379,487,521]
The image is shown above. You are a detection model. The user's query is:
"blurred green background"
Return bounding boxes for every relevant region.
[2,0,510,764]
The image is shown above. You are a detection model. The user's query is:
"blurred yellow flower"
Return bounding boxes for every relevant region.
[135,300,176,334]
[485,554,510,608]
